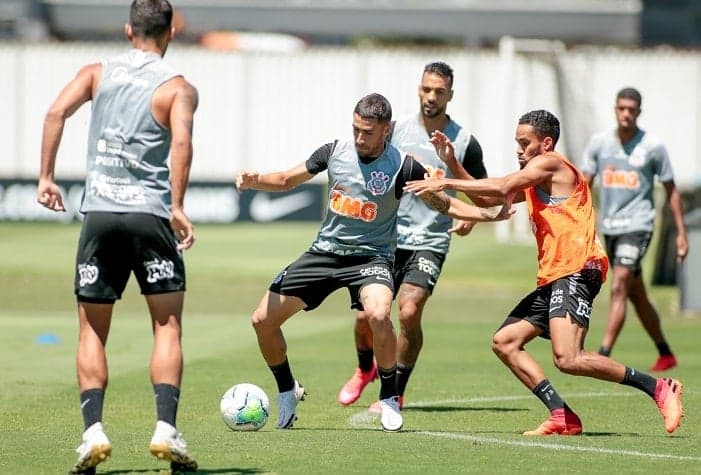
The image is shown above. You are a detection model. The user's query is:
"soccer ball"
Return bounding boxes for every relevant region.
[220,383,270,431]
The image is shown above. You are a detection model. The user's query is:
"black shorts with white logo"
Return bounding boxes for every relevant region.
[505,269,603,339]
[394,248,446,294]
[75,212,185,302]
[269,251,394,311]
[604,231,652,275]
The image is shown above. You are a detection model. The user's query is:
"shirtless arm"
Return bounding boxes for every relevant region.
[37,63,100,211]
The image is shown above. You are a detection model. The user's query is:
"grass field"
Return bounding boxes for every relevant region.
[0,222,699,474]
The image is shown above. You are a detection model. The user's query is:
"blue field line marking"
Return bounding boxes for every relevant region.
[416,432,701,462]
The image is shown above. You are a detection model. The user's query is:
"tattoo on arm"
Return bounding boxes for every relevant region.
[423,191,450,213]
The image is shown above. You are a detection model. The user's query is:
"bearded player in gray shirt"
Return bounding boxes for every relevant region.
[581,87,688,372]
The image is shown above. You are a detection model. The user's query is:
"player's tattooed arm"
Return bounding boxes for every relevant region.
[420,191,450,214]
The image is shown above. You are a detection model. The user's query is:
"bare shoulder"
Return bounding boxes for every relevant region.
[159,76,198,108]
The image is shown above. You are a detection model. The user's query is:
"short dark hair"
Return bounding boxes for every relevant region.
[354,93,392,123]
[130,0,173,38]
[423,61,454,88]
[616,87,642,108]
[518,110,560,146]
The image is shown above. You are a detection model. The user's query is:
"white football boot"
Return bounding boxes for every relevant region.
[149,420,198,472]
[70,422,111,474]
[380,396,403,432]
[276,380,306,429]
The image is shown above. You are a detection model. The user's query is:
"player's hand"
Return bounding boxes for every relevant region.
[492,193,516,221]
[170,208,195,250]
[235,171,259,191]
[404,177,447,196]
[36,178,65,212]
[676,233,689,263]
[429,130,456,164]
[449,220,476,236]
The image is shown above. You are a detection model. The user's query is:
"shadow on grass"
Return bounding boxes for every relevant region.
[406,405,528,413]
[103,468,267,474]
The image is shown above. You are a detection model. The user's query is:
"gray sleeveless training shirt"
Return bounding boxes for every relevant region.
[580,128,674,235]
[311,139,405,258]
[393,114,471,253]
[80,49,180,219]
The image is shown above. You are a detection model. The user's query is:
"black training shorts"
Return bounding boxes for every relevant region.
[269,251,394,311]
[75,212,185,302]
[394,248,446,294]
[505,269,603,339]
[604,231,652,276]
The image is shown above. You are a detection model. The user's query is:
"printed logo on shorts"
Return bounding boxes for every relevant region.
[549,288,564,311]
[78,263,99,287]
[575,298,592,320]
[359,265,392,283]
[144,258,175,283]
[366,171,390,195]
[417,256,440,279]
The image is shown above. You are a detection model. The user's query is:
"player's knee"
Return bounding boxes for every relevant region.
[552,353,580,375]
[398,307,421,328]
[251,308,272,330]
[491,333,512,359]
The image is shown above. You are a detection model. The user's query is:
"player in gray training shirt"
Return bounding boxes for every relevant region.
[338,62,491,412]
[581,87,688,372]
[235,93,512,433]
[36,1,198,472]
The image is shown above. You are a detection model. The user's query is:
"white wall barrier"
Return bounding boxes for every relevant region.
[2,42,699,223]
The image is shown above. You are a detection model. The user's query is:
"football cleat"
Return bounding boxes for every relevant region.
[149,421,198,472]
[523,407,582,436]
[277,380,306,429]
[70,422,111,474]
[380,396,403,432]
[338,364,378,406]
[650,354,677,372]
[654,377,683,433]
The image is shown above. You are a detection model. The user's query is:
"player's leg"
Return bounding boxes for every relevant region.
[71,212,125,474]
[395,282,430,400]
[71,301,115,474]
[492,285,580,436]
[257,252,337,428]
[338,310,377,406]
[628,273,677,370]
[145,291,197,471]
[549,269,683,434]
[598,264,632,355]
[360,282,403,431]
[128,213,197,471]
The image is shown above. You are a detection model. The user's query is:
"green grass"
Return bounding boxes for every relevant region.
[0,222,698,474]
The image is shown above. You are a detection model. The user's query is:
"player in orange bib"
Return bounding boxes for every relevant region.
[405,109,683,436]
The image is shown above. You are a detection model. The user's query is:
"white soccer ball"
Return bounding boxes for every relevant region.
[220,383,270,431]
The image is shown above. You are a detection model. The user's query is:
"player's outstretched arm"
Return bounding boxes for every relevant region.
[235,163,314,192]
[429,130,497,207]
[418,191,514,222]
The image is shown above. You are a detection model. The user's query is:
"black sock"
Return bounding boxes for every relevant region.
[378,365,398,400]
[358,349,375,373]
[656,342,673,357]
[620,367,657,397]
[154,383,180,427]
[80,388,105,430]
[598,346,611,357]
[532,379,565,412]
[270,359,295,393]
[396,364,413,397]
